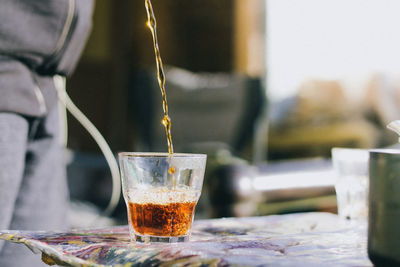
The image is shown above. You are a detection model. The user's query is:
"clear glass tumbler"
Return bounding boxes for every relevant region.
[331,147,369,220]
[119,152,207,243]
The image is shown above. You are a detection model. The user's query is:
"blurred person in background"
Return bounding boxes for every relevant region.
[0,1,94,266]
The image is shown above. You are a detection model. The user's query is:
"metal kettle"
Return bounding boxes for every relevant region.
[368,121,400,266]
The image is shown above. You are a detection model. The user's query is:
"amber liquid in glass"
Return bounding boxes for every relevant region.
[128,201,196,236]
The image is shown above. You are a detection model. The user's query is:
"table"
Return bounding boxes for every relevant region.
[0,212,372,266]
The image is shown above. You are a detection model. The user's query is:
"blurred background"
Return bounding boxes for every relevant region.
[65,0,400,227]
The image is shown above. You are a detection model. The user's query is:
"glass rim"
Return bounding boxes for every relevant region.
[118,152,207,158]
[369,148,400,155]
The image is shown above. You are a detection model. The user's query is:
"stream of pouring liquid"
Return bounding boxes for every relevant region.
[145,0,174,156]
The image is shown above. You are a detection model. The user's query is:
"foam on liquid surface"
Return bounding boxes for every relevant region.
[128,186,200,204]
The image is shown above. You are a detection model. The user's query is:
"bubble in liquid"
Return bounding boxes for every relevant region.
[168,166,176,174]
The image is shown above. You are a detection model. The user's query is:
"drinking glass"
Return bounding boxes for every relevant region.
[119,152,207,243]
[331,148,369,220]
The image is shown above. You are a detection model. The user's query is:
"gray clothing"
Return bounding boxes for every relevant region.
[0,0,94,117]
[0,0,94,265]
[0,108,68,267]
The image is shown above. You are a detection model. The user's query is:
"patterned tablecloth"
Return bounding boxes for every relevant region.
[0,212,372,266]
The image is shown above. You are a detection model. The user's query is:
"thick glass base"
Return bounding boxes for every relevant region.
[133,233,189,243]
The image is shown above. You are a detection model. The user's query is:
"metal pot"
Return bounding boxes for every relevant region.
[368,149,400,266]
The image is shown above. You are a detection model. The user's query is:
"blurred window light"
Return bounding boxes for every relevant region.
[253,169,335,191]
[266,0,400,101]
